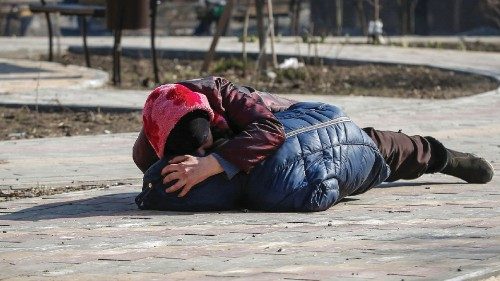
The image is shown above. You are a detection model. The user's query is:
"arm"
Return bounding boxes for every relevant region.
[178,76,286,172]
[132,128,159,173]
[162,154,223,197]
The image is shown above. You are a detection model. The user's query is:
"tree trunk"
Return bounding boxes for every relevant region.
[256,0,267,71]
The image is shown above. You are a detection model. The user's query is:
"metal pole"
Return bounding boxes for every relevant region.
[81,16,91,67]
[40,0,53,61]
[150,0,160,84]
[112,1,124,86]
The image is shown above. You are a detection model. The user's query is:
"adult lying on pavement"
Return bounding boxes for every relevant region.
[132,76,494,211]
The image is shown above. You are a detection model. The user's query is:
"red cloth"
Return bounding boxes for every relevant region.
[142,84,219,158]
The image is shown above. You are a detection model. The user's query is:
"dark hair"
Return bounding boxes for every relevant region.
[164,110,210,156]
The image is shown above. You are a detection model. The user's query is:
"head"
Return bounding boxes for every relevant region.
[164,110,214,157]
[142,84,215,158]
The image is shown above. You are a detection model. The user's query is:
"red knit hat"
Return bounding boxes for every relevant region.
[142,84,215,158]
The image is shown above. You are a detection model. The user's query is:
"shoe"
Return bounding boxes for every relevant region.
[441,149,494,184]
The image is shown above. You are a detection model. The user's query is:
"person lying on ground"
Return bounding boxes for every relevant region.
[132,77,494,211]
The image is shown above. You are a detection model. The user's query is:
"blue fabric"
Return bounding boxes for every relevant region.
[136,158,244,211]
[244,102,390,211]
[136,102,390,212]
[212,153,240,179]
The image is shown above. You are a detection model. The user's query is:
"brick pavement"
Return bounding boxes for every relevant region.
[0,176,498,280]
[0,37,499,280]
[0,89,498,280]
[0,58,108,95]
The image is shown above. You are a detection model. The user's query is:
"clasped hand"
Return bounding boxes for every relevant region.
[161,154,222,197]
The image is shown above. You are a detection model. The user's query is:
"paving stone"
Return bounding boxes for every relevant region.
[0,36,499,279]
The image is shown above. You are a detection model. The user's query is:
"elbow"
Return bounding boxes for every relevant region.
[132,140,147,174]
[132,129,158,174]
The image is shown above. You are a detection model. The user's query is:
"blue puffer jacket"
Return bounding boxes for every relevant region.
[136,102,390,212]
[245,102,390,211]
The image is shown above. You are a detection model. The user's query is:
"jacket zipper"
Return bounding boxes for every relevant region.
[285,116,351,138]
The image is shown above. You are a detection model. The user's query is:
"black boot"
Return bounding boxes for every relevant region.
[425,137,494,184]
[441,149,494,184]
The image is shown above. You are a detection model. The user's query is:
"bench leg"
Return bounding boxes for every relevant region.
[44,11,53,61]
[40,0,53,61]
[112,27,122,85]
[150,0,159,84]
[80,16,91,68]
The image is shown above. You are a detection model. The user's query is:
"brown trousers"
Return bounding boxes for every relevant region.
[363,128,447,182]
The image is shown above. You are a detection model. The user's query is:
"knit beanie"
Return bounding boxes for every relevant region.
[142,84,215,157]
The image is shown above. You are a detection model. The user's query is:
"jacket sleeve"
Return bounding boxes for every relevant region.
[179,77,286,172]
[132,128,159,173]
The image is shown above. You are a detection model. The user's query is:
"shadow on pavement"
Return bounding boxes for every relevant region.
[1,191,363,221]
[0,192,223,221]
[377,181,462,188]
[0,62,50,74]
[0,181,463,221]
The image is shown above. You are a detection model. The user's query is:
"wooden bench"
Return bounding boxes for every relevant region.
[29,0,160,86]
[29,2,106,67]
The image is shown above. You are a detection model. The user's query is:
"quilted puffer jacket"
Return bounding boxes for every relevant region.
[136,102,390,212]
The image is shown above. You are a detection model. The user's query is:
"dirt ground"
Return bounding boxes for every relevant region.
[2,53,497,141]
[55,53,498,99]
[0,107,142,141]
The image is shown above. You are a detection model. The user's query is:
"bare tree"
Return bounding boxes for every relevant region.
[398,0,419,35]
[355,0,368,35]
[480,0,500,28]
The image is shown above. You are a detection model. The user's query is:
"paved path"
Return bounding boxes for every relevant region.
[1,91,498,280]
[1,177,498,280]
[1,36,499,79]
[0,36,499,280]
[0,58,108,95]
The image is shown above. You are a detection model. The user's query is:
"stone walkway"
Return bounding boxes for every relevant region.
[0,36,498,280]
[0,58,107,95]
[0,176,498,280]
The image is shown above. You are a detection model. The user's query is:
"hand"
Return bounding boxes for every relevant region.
[161,154,223,197]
